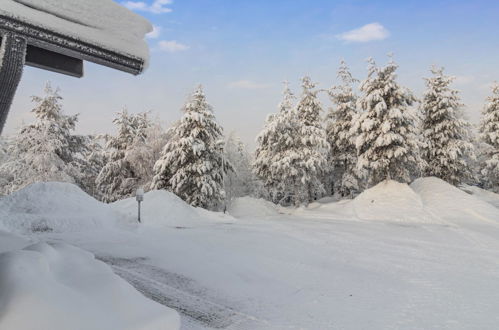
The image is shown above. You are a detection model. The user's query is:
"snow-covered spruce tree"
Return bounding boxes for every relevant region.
[325,60,360,197]
[151,86,226,210]
[96,110,154,202]
[79,134,106,199]
[421,67,475,185]
[0,83,87,195]
[353,58,420,187]
[254,82,301,204]
[292,77,330,204]
[479,82,499,191]
[224,131,257,200]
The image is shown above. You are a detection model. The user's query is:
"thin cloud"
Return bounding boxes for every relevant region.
[122,0,173,14]
[158,40,189,53]
[228,80,271,90]
[146,25,162,39]
[337,23,390,43]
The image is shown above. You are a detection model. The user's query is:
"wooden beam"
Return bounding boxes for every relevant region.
[0,33,27,135]
[25,44,83,78]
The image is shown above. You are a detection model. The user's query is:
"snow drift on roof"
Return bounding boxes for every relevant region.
[0,0,152,63]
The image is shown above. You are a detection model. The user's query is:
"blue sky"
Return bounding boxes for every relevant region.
[6,0,499,148]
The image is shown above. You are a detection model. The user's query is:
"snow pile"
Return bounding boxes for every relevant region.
[0,242,180,330]
[352,180,436,223]
[411,177,499,223]
[0,182,119,233]
[0,0,152,62]
[228,196,280,218]
[460,184,499,208]
[112,190,203,227]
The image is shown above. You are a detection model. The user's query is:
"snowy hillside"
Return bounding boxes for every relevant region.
[1,178,499,329]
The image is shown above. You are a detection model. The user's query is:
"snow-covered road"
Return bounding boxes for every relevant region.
[39,213,499,329]
[2,178,499,329]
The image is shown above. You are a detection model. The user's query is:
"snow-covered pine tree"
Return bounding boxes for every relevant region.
[254,81,302,204]
[479,82,499,191]
[354,57,420,187]
[224,131,256,200]
[326,60,360,197]
[79,134,106,199]
[421,67,475,185]
[0,83,87,195]
[292,77,330,204]
[96,109,153,202]
[151,85,226,210]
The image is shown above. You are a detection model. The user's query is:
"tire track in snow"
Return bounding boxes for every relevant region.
[96,256,270,330]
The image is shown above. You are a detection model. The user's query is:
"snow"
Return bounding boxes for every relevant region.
[0,0,152,63]
[2,179,499,329]
[0,182,119,234]
[461,184,499,208]
[411,177,499,224]
[352,180,435,223]
[0,241,180,330]
[228,196,280,218]
[112,190,209,227]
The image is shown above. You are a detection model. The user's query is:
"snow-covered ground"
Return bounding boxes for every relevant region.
[1,177,499,329]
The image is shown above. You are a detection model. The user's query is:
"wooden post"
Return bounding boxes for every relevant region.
[0,33,27,135]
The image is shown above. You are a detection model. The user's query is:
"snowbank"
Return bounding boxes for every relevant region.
[411,177,499,223]
[352,180,436,223]
[0,0,152,62]
[228,196,280,218]
[112,190,215,227]
[460,184,499,208]
[0,182,119,233]
[0,242,180,330]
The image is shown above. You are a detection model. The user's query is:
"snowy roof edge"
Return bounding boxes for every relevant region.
[0,14,146,75]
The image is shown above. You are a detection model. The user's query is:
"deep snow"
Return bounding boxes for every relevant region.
[0,242,180,330]
[2,177,499,329]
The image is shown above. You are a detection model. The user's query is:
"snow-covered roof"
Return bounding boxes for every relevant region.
[0,0,152,70]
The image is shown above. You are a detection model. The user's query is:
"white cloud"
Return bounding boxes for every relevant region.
[336,23,390,43]
[122,0,173,14]
[228,80,271,90]
[158,40,189,52]
[146,25,162,39]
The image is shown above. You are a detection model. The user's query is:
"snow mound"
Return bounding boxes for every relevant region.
[353,180,436,223]
[0,242,180,330]
[228,197,280,218]
[0,0,152,62]
[0,182,119,234]
[112,190,204,227]
[460,184,499,208]
[411,177,499,224]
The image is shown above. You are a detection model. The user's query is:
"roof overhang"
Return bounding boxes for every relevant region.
[0,14,145,76]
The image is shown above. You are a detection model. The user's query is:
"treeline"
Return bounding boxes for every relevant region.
[1,56,498,210]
